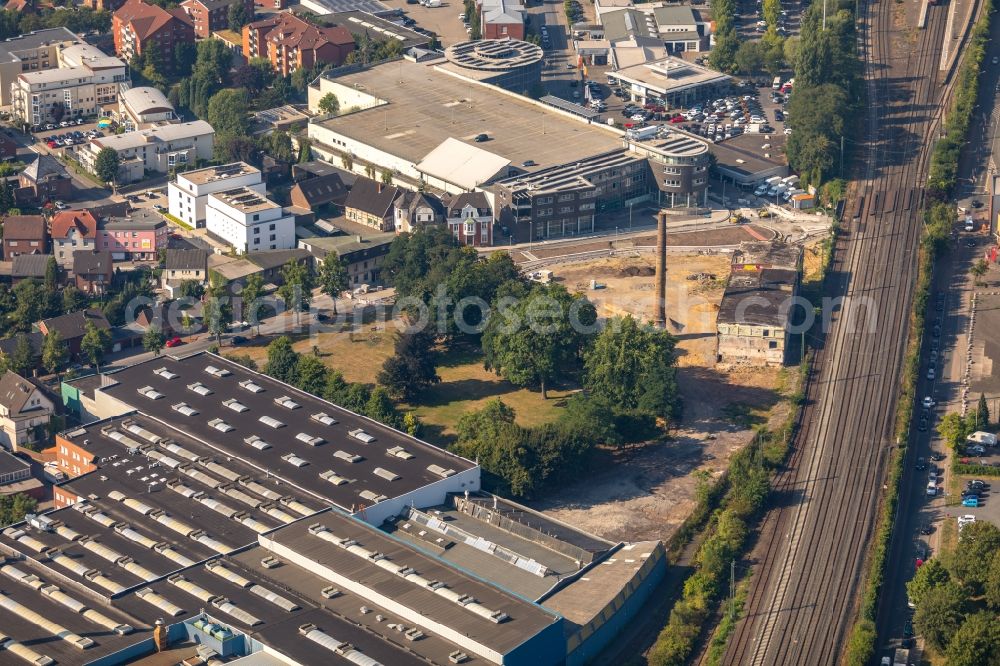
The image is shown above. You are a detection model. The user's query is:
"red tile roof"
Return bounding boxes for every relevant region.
[50,210,99,240]
[115,0,183,40]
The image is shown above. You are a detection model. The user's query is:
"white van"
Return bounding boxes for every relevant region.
[782,175,800,186]
[927,481,937,496]
[967,431,998,447]
[768,184,788,197]
[772,76,782,90]
[754,183,769,196]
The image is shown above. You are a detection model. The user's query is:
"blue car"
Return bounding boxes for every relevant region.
[962,497,979,507]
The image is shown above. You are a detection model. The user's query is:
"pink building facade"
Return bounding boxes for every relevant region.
[97,209,168,261]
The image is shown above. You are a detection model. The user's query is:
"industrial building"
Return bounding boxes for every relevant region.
[442,39,543,92]
[0,352,667,665]
[607,55,730,109]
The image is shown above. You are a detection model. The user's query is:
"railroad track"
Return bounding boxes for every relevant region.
[723,0,949,662]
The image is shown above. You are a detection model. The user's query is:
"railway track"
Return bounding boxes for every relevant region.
[723,0,949,662]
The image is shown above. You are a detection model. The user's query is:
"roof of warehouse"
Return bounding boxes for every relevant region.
[93,352,476,512]
[265,513,561,654]
[0,557,152,665]
[310,59,622,176]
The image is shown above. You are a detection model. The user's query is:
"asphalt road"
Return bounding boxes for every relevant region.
[724,0,953,662]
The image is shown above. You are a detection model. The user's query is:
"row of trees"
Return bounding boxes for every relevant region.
[0,6,110,39]
[906,521,1000,664]
[708,0,740,72]
[784,0,861,186]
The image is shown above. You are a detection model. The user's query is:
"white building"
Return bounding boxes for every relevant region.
[117,86,176,130]
[10,43,127,126]
[168,162,264,229]
[205,187,295,254]
[77,120,215,183]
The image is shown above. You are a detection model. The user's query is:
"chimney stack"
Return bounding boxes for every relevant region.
[654,210,667,329]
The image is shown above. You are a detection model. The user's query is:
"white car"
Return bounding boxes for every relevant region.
[784,127,793,135]
[922,396,936,408]
[54,200,68,210]
[993,56,999,65]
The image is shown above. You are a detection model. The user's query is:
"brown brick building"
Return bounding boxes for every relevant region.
[2,215,48,259]
[113,0,195,71]
[242,13,354,77]
[181,0,255,40]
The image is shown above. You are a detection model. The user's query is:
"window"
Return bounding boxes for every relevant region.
[768,340,778,349]
[254,227,260,234]
[253,214,260,221]
[269,234,275,241]
[269,224,275,231]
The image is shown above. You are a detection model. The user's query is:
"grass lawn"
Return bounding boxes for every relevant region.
[407,349,575,446]
[232,328,573,447]
[228,327,398,384]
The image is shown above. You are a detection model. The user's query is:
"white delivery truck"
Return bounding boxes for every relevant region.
[627,125,659,141]
[754,182,769,196]
[782,175,800,187]
[783,188,805,201]
[967,431,998,447]
[745,123,762,134]
[768,184,788,197]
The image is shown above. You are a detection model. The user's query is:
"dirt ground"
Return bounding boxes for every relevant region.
[531,253,790,542]
[551,253,731,365]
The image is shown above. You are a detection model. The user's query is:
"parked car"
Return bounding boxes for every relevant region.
[165,337,183,348]
[231,335,247,345]
[962,496,979,507]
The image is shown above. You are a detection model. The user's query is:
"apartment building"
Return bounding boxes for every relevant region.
[181,0,254,39]
[344,177,399,232]
[77,120,215,184]
[10,43,127,126]
[205,186,296,253]
[168,161,265,228]
[0,370,54,451]
[97,207,169,260]
[113,0,195,72]
[242,13,354,77]
[0,27,78,106]
[2,214,48,259]
[393,191,445,234]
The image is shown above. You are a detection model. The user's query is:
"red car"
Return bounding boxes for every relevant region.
[165,337,183,348]
[670,115,686,123]
[46,140,57,148]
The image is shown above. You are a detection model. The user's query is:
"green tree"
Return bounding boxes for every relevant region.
[734,40,764,78]
[945,612,1000,666]
[584,315,680,419]
[207,89,250,137]
[224,353,258,371]
[377,331,439,400]
[317,252,349,314]
[298,137,312,163]
[937,412,971,450]
[971,258,988,285]
[264,335,299,384]
[763,0,780,31]
[204,294,230,346]
[8,334,33,376]
[0,493,37,527]
[906,558,950,608]
[80,321,110,371]
[380,168,393,185]
[452,399,535,496]
[295,354,329,395]
[482,284,595,398]
[318,92,340,115]
[94,147,120,184]
[985,549,1000,610]
[952,521,1000,591]
[43,256,58,292]
[228,1,251,31]
[364,386,400,427]
[178,280,205,300]
[240,272,264,332]
[41,329,66,374]
[143,325,165,356]
[913,581,966,652]
[278,260,314,322]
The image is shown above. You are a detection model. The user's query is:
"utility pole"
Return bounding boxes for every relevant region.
[840,135,845,177]
[730,559,736,619]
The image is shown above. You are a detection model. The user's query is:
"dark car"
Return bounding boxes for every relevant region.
[930,452,945,462]
[774,109,784,121]
[474,133,489,142]
[915,457,927,470]
[903,620,913,638]
[920,524,933,535]
[231,335,247,345]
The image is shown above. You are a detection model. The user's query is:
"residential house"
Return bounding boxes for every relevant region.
[0,135,16,161]
[0,334,42,369]
[18,154,71,203]
[50,209,99,268]
[344,177,399,232]
[2,214,48,259]
[83,0,129,11]
[113,0,195,73]
[36,309,112,357]
[181,0,255,39]
[168,161,264,229]
[206,187,296,254]
[161,248,208,297]
[0,371,54,451]
[289,172,350,212]
[393,190,445,234]
[77,120,215,184]
[208,248,312,289]
[11,254,55,285]
[97,207,168,260]
[299,233,394,287]
[445,191,493,247]
[242,13,354,77]
[10,43,127,126]
[72,250,114,295]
